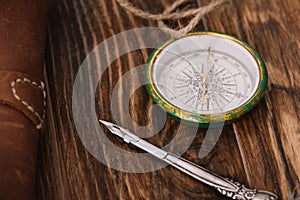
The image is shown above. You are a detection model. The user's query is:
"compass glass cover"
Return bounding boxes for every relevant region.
[151,34,260,115]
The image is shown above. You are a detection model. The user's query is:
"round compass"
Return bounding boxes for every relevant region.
[145,31,268,126]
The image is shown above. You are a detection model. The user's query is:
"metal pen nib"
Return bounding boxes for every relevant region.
[100,120,150,144]
[99,120,278,200]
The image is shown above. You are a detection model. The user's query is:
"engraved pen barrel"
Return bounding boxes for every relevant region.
[130,139,168,159]
[163,153,238,192]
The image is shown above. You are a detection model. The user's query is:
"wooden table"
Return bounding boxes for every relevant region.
[37,0,300,199]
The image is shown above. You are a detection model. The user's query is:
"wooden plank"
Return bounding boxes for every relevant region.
[37,0,299,199]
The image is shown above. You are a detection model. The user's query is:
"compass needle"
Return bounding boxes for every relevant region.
[199,46,211,105]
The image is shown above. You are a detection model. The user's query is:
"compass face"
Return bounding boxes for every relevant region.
[146,32,267,124]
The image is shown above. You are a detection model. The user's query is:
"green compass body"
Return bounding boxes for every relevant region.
[145,31,268,127]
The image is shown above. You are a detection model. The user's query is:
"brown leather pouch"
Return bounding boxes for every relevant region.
[0,0,49,199]
[0,71,47,200]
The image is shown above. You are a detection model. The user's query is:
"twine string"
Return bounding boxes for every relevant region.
[157,0,194,31]
[163,0,192,15]
[196,0,209,30]
[116,0,230,37]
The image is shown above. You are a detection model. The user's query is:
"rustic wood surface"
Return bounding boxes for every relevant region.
[37,0,300,199]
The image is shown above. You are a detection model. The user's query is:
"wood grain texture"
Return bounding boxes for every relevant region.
[37,0,300,199]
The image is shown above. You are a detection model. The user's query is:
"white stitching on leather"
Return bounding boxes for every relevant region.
[10,78,46,130]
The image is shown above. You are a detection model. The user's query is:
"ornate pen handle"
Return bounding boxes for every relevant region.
[164,153,278,200]
[216,180,278,200]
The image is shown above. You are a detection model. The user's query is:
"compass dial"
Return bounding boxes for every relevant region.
[155,50,256,114]
[145,32,268,125]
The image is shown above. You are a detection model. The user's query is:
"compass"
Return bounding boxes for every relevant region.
[145,31,268,126]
